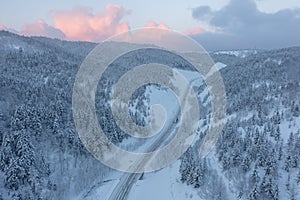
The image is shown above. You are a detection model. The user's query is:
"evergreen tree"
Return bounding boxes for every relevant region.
[278,141,283,161]
[16,130,35,171]
[274,126,280,141]
[249,184,259,200]
[284,155,292,172]
[297,168,300,185]
[4,158,26,190]
[250,165,260,188]
[0,133,13,171]
[264,177,274,199]
[286,173,291,191]
[254,128,260,145]
[273,110,281,124]
[292,102,299,117]
[273,184,279,200]
[242,157,250,172]
[287,132,295,150]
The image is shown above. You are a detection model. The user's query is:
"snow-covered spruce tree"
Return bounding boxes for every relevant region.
[0,132,13,172]
[249,184,259,200]
[15,130,35,171]
[3,129,45,199]
[291,101,299,117]
[297,168,300,185]
[274,125,280,141]
[4,158,25,191]
[249,165,260,189]
[180,147,193,183]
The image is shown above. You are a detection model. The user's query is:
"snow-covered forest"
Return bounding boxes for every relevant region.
[180,48,300,199]
[0,30,299,199]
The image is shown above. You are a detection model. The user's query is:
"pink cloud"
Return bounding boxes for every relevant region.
[0,23,20,34]
[111,21,171,45]
[2,6,197,45]
[144,21,170,30]
[0,24,7,30]
[110,22,201,52]
[21,20,66,39]
[183,27,205,35]
[53,5,130,42]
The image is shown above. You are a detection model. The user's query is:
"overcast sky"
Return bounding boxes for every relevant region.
[1,0,299,50]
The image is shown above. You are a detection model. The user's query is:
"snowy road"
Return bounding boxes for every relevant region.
[107,76,203,200]
[107,112,180,200]
[106,73,204,200]
[79,71,203,200]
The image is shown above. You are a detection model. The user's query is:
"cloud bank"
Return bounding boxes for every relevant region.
[183,27,205,36]
[1,5,174,43]
[53,5,130,41]
[144,21,169,30]
[2,0,299,50]
[191,0,300,50]
[0,5,131,42]
[22,20,66,39]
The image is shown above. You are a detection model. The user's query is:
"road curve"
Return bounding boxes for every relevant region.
[107,77,201,200]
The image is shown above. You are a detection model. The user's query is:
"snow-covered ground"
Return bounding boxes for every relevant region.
[128,161,200,200]
[213,49,257,58]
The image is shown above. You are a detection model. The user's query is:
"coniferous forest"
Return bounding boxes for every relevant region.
[0,31,300,199]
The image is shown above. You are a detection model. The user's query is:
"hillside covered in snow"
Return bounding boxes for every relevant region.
[0,31,300,200]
